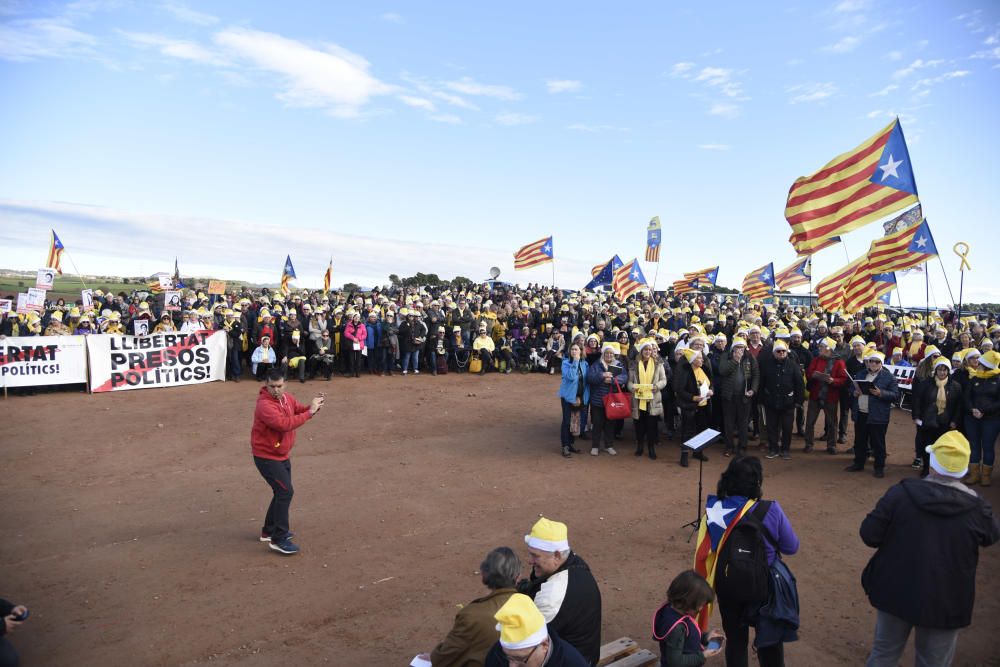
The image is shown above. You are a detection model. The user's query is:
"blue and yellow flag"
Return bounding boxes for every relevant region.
[281,255,297,296]
[645,216,662,263]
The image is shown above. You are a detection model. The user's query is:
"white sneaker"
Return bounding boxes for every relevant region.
[590,447,599,456]
[402,370,408,375]
[606,447,618,456]
[414,369,420,374]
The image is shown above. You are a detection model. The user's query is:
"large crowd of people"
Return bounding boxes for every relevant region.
[4,281,1000,666]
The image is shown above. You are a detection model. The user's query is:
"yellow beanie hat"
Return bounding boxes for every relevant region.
[772,339,789,352]
[864,350,885,363]
[524,517,569,552]
[601,341,620,355]
[495,594,548,650]
[636,337,657,352]
[926,430,970,478]
[681,347,701,363]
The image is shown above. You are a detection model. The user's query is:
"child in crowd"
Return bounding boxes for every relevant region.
[652,570,724,666]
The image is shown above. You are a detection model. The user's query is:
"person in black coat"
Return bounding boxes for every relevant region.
[860,431,999,666]
[1,597,27,667]
[911,359,962,476]
[758,341,804,460]
[673,348,713,468]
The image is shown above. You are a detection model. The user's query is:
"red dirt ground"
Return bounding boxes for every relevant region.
[2,374,998,666]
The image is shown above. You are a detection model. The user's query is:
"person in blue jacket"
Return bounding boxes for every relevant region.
[587,342,629,457]
[559,341,590,458]
[846,350,901,479]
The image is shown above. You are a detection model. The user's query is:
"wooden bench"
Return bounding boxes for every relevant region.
[598,637,658,667]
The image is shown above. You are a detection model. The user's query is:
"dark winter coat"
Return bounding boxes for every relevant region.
[860,478,1000,628]
[717,350,760,402]
[759,356,804,411]
[911,376,962,430]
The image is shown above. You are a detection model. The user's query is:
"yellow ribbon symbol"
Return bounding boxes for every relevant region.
[953,242,971,272]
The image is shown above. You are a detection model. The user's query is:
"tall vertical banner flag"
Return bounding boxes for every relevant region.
[774,257,811,291]
[323,257,333,294]
[513,236,554,270]
[173,257,185,289]
[741,262,776,300]
[612,259,648,301]
[645,216,662,262]
[785,119,919,255]
[46,229,65,275]
[693,495,757,630]
[280,255,296,296]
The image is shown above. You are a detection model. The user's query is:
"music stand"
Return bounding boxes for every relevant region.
[680,428,722,542]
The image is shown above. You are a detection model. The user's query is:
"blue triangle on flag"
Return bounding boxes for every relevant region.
[869,119,918,196]
[906,219,937,255]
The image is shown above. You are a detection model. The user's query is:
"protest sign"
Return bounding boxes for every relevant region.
[133,320,150,337]
[16,294,29,314]
[26,288,47,312]
[87,330,227,393]
[81,289,94,310]
[207,280,226,295]
[164,291,182,311]
[1,335,88,388]
[885,364,916,388]
[36,268,56,290]
[0,299,11,314]
[155,274,173,291]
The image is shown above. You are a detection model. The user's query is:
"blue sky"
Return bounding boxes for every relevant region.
[1,0,998,304]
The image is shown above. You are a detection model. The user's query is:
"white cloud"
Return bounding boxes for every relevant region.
[566,123,630,133]
[429,114,462,124]
[787,82,838,103]
[0,199,503,289]
[971,45,1000,61]
[886,50,902,61]
[121,31,229,66]
[213,28,395,118]
[380,12,404,24]
[0,17,96,61]
[892,58,943,79]
[670,61,695,77]
[397,94,435,111]
[708,103,739,118]
[834,0,868,11]
[698,143,730,151]
[546,79,581,94]
[399,73,480,110]
[162,3,218,26]
[870,83,898,96]
[495,112,537,126]
[693,66,746,98]
[912,70,970,91]
[444,76,520,101]
[823,35,860,53]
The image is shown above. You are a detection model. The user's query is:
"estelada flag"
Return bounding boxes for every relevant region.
[816,256,867,313]
[645,216,662,263]
[774,257,811,291]
[513,236,554,270]
[786,119,919,255]
[741,262,776,300]
[323,257,333,293]
[280,255,297,296]
[612,258,648,301]
[693,495,757,630]
[46,229,65,275]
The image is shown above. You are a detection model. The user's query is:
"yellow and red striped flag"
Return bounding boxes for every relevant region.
[815,256,867,313]
[785,119,919,255]
[741,262,776,300]
[866,216,938,275]
[513,236,554,270]
[796,235,841,256]
[673,277,698,296]
[612,258,648,301]
[323,257,332,294]
[46,229,65,275]
[684,266,719,287]
[693,496,756,630]
[774,257,811,291]
[280,255,296,296]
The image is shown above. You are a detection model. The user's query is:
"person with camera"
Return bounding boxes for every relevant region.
[1,598,27,667]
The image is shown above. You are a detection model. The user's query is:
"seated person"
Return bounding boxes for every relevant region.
[251,335,277,380]
[484,593,587,667]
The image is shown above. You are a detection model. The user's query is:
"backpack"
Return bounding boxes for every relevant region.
[715,500,774,605]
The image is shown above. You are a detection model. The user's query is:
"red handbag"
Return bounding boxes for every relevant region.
[603,378,632,420]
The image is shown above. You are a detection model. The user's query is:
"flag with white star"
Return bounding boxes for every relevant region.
[866,213,938,275]
[693,494,757,629]
[785,119,920,255]
[612,258,648,301]
[513,236,554,270]
[741,262,776,299]
[585,255,624,290]
[280,255,297,296]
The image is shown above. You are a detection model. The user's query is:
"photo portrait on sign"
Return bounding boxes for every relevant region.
[0,299,11,313]
[165,291,182,311]
[81,289,94,310]
[26,287,47,312]
[36,268,56,290]
[133,320,150,337]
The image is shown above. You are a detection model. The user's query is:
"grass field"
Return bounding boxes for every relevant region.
[0,275,132,304]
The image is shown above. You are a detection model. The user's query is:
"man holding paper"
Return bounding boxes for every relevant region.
[847,351,900,478]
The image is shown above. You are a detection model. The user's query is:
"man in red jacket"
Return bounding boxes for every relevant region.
[251,368,325,555]
[804,337,848,454]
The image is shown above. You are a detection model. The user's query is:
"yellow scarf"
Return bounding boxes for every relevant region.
[693,366,710,407]
[909,341,923,359]
[935,377,948,414]
[969,366,1000,380]
[638,359,654,411]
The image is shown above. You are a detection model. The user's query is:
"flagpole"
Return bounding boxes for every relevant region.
[551,259,555,289]
[63,250,89,291]
[651,257,661,295]
[934,254,956,307]
[924,260,930,325]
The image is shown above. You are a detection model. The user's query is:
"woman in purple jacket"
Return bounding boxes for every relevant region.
[714,456,799,667]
